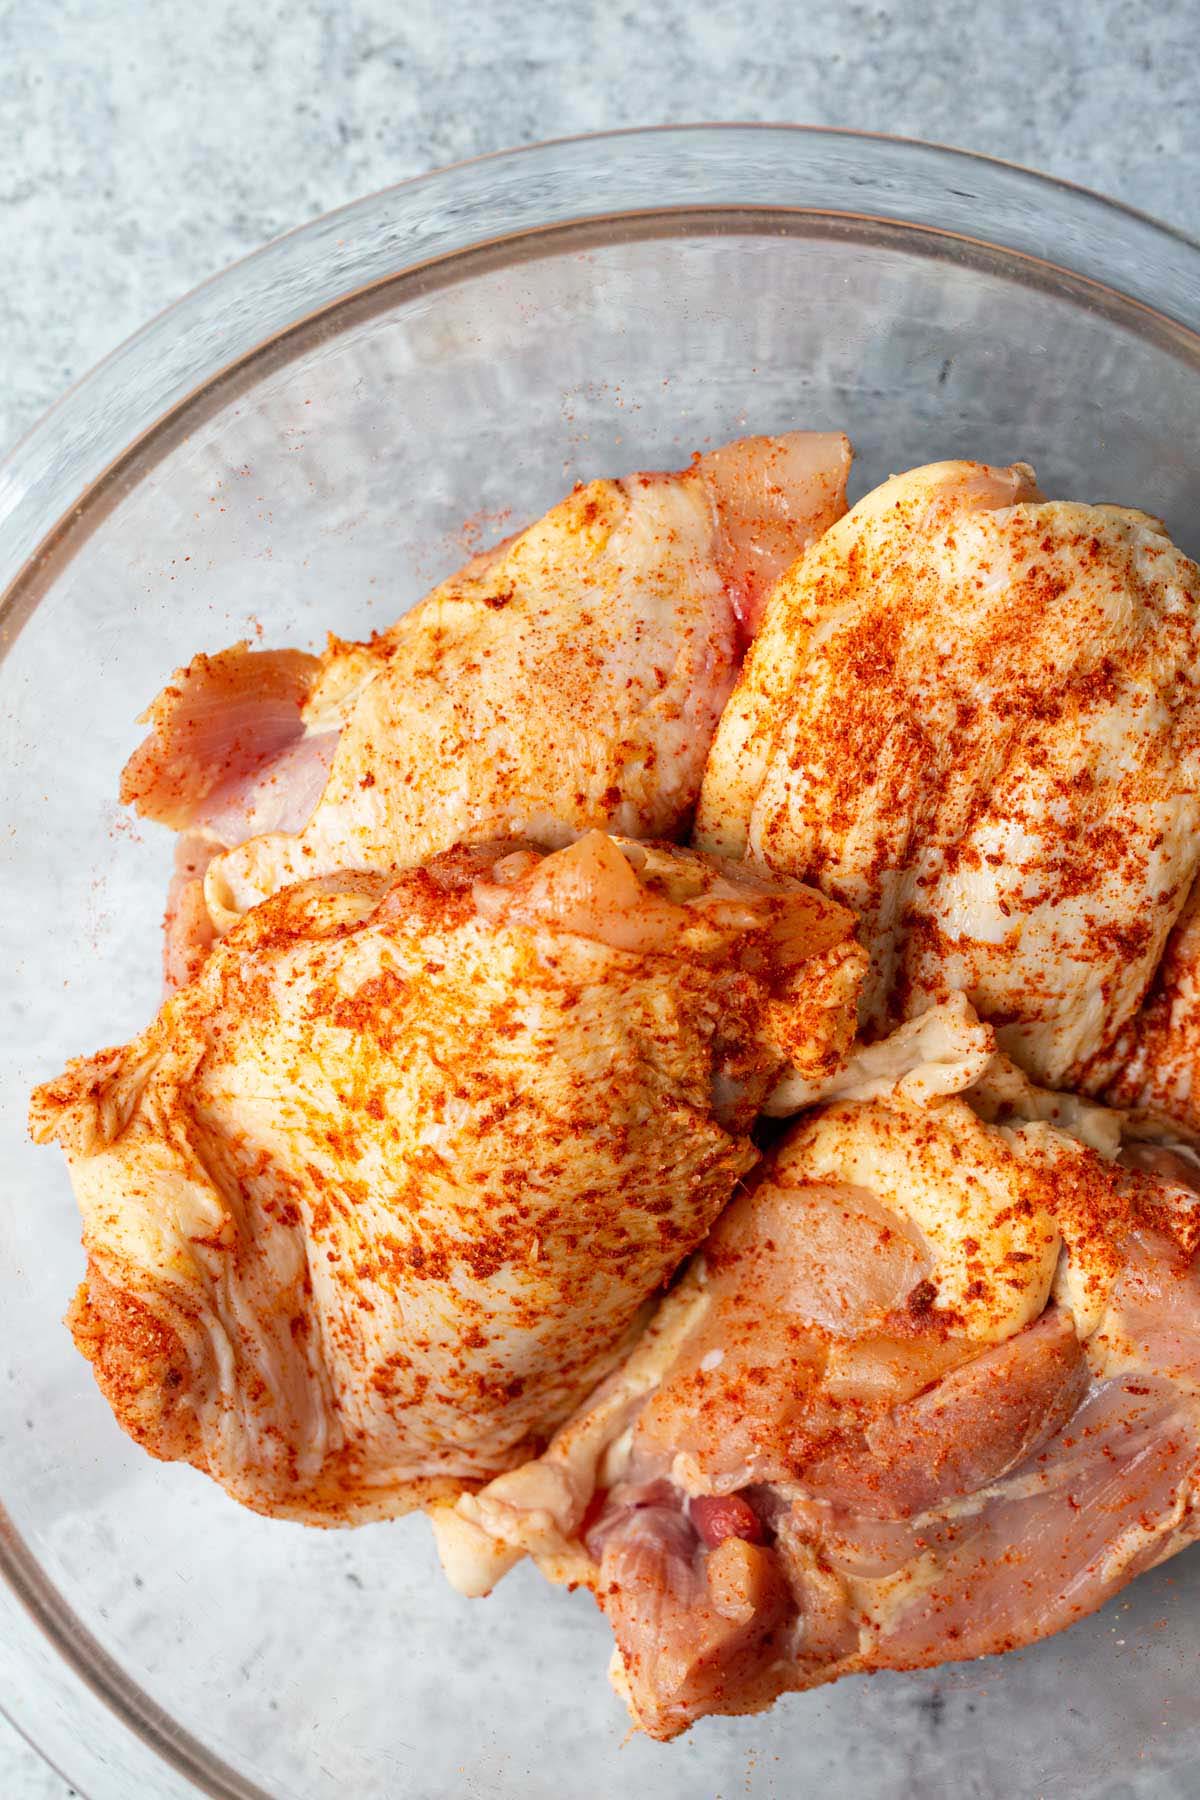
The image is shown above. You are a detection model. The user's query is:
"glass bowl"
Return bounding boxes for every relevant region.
[3,126,1200,1800]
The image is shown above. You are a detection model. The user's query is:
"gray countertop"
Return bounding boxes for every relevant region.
[1,0,1196,1793]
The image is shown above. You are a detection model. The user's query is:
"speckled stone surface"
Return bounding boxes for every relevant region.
[1,1,1197,1793]
[0,1722,75,1800]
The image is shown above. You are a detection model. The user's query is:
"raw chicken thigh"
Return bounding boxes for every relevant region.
[31,833,862,1523]
[121,433,850,985]
[696,461,1200,1089]
[438,1000,1200,1738]
[34,419,1200,1747]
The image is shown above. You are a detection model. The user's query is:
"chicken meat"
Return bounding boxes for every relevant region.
[31,832,863,1523]
[120,433,851,988]
[695,460,1200,1090]
[435,998,1200,1738]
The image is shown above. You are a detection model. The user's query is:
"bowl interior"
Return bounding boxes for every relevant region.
[4,188,1200,1800]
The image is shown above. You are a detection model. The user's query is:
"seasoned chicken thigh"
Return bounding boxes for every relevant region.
[121,433,850,984]
[439,1001,1200,1738]
[31,833,862,1523]
[696,461,1200,1089]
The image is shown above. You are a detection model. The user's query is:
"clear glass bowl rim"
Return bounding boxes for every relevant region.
[4,123,1200,1799]
[5,122,1200,631]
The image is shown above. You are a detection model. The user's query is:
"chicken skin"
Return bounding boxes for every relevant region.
[696,461,1200,1090]
[1093,878,1200,1136]
[119,433,850,986]
[31,833,862,1524]
[437,1000,1200,1738]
